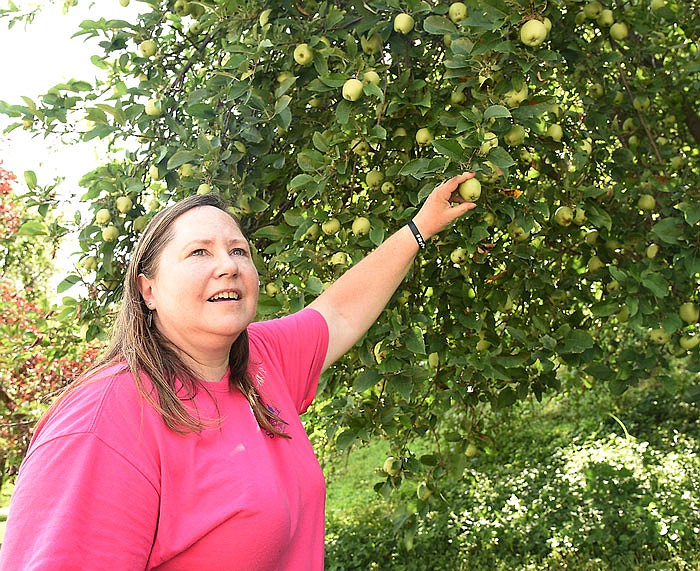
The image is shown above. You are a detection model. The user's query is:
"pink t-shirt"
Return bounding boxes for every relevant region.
[0,308,329,570]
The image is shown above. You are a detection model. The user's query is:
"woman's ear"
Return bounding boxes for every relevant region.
[137,273,155,309]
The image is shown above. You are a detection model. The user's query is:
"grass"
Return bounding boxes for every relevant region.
[323,379,700,570]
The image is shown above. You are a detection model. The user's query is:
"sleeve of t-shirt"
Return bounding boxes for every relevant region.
[248,307,329,414]
[0,432,159,570]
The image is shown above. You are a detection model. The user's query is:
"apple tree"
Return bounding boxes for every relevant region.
[2,0,698,535]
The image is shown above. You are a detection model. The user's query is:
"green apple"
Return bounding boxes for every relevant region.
[293,43,313,66]
[637,194,656,211]
[365,169,384,188]
[144,98,163,117]
[381,181,395,194]
[450,90,466,105]
[415,127,434,146]
[95,208,112,225]
[362,70,381,86]
[276,71,294,84]
[583,1,603,18]
[197,183,212,195]
[649,328,671,344]
[360,33,382,54]
[585,230,600,246]
[342,78,364,101]
[383,456,401,476]
[465,443,478,458]
[133,215,149,232]
[450,247,467,264]
[646,243,659,258]
[393,13,414,34]
[428,352,439,368]
[589,83,604,98]
[483,212,497,226]
[573,207,586,225]
[119,0,130,6]
[650,0,666,11]
[508,222,530,242]
[322,217,341,235]
[616,304,630,322]
[520,19,548,47]
[351,139,370,155]
[670,155,685,170]
[622,117,636,132]
[457,178,481,201]
[587,255,605,272]
[504,125,526,146]
[679,334,700,351]
[174,0,190,16]
[116,196,133,214]
[83,255,98,271]
[416,481,432,501]
[633,95,650,111]
[139,39,157,57]
[448,2,468,24]
[610,22,629,40]
[553,206,574,226]
[265,282,280,296]
[480,131,498,154]
[679,302,699,324]
[546,124,563,142]
[597,9,614,26]
[102,225,119,242]
[351,217,371,236]
[178,163,195,177]
[331,252,350,266]
[503,83,528,107]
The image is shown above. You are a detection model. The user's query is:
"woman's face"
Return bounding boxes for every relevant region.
[138,205,259,355]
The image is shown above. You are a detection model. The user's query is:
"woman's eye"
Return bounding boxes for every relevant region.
[191,248,207,256]
[231,248,248,256]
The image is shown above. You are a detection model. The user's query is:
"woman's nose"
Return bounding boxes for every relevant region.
[216,251,239,277]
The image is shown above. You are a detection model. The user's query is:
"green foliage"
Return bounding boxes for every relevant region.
[1,0,699,521]
[324,377,700,569]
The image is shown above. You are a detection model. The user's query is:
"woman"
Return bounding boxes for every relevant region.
[0,172,477,570]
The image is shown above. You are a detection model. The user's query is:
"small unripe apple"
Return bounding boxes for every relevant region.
[144,98,163,117]
[553,206,574,227]
[95,208,112,225]
[597,9,615,26]
[365,169,384,188]
[587,255,605,272]
[480,131,498,154]
[342,78,364,101]
[393,13,414,34]
[585,229,599,246]
[546,124,563,142]
[415,127,434,146]
[133,215,149,232]
[362,70,381,86]
[633,95,650,111]
[649,328,671,344]
[504,124,526,146]
[178,163,195,177]
[646,243,659,258]
[259,8,272,27]
[610,22,629,40]
[360,33,382,54]
[583,1,603,19]
[293,43,314,66]
[322,218,341,235]
[465,443,478,458]
[670,156,685,170]
[448,2,468,24]
[650,0,666,11]
[174,0,190,16]
[679,334,700,351]
[102,225,119,242]
[503,83,528,107]
[352,217,371,236]
[265,282,280,296]
[197,183,211,195]
[520,19,548,47]
[381,181,395,194]
[416,481,432,501]
[83,256,98,271]
[116,196,133,214]
[457,178,481,201]
[637,194,656,211]
[331,252,350,266]
[139,39,157,57]
[351,139,370,156]
[679,302,699,324]
[119,0,130,6]
[572,207,586,226]
[383,456,401,476]
[508,222,530,242]
[428,352,439,368]
[450,247,467,264]
[450,90,466,105]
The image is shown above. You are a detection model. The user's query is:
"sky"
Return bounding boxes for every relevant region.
[0,0,141,292]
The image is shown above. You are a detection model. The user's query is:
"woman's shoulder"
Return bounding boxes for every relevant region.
[33,362,153,444]
[248,307,327,343]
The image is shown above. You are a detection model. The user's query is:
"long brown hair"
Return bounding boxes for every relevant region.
[55,193,288,437]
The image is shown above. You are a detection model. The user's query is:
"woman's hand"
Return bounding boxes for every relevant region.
[412,172,478,240]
